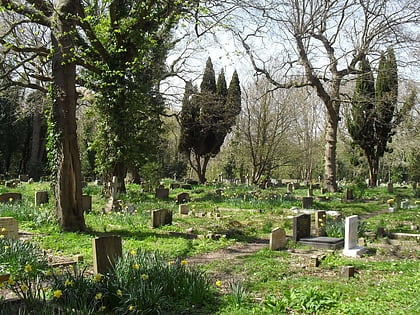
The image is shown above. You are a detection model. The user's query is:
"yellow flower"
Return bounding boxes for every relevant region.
[130,250,136,255]
[140,274,149,280]
[0,235,4,239]
[387,198,395,204]
[64,279,74,287]
[45,270,52,276]
[95,292,103,300]
[215,280,222,287]
[8,198,13,202]
[20,284,28,292]
[24,264,32,273]
[128,305,135,311]
[53,290,63,298]
[93,274,102,282]
[99,306,106,311]
[181,260,188,266]
[0,282,4,289]
[116,289,123,296]
[1,227,6,232]
[4,245,10,250]
[8,277,15,285]
[132,263,139,270]
[168,261,174,266]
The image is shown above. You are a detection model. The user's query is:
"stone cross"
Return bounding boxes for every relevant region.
[343,215,367,257]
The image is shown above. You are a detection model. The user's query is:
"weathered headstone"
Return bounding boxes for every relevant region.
[35,191,49,206]
[302,196,313,209]
[92,236,122,275]
[293,214,311,241]
[179,204,189,215]
[155,187,169,200]
[287,183,294,193]
[269,227,287,250]
[82,195,92,212]
[0,192,22,203]
[176,192,190,204]
[19,174,29,182]
[387,182,393,193]
[0,217,18,239]
[339,266,355,278]
[315,210,327,236]
[343,215,367,257]
[345,188,354,201]
[151,209,172,228]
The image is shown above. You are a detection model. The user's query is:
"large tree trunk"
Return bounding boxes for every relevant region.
[51,0,86,232]
[367,155,379,187]
[324,111,338,192]
[27,111,44,180]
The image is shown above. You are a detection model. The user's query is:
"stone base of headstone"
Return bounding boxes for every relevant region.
[343,246,367,258]
[179,204,189,215]
[269,228,287,250]
[35,191,49,206]
[0,217,19,239]
[92,236,122,275]
[339,266,355,278]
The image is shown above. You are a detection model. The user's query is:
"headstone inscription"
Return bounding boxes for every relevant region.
[92,236,122,275]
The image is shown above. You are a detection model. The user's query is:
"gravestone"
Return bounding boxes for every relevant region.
[179,204,189,215]
[155,186,169,200]
[287,183,294,193]
[176,192,190,204]
[269,227,287,250]
[387,182,393,193]
[400,200,409,209]
[345,188,354,201]
[82,195,92,212]
[151,209,172,228]
[0,192,22,203]
[343,215,367,257]
[293,214,311,241]
[293,182,300,190]
[35,191,49,206]
[0,217,18,239]
[104,177,121,213]
[339,266,355,278]
[302,196,313,209]
[315,210,327,236]
[19,174,29,182]
[92,236,122,275]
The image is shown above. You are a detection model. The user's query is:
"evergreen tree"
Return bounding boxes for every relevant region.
[179,58,241,183]
[347,48,400,186]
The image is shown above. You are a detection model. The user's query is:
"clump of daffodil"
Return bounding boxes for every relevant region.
[53,289,62,298]
[93,274,102,283]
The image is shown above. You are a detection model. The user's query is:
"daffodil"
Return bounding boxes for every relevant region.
[20,284,28,292]
[99,306,106,311]
[1,227,6,232]
[181,260,188,266]
[24,264,32,273]
[95,292,103,300]
[64,279,74,287]
[8,277,15,285]
[141,274,149,280]
[93,274,102,282]
[132,263,139,270]
[116,289,123,296]
[53,290,63,298]
[128,305,135,311]
[130,249,136,255]
[215,280,222,287]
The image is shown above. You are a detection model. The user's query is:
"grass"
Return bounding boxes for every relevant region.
[1,180,419,313]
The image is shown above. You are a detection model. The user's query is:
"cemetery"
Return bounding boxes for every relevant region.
[1,179,419,314]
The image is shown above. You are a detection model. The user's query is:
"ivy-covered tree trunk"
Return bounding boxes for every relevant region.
[324,112,338,192]
[51,0,86,232]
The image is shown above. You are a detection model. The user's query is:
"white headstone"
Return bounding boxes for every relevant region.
[343,215,366,257]
[269,228,287,250]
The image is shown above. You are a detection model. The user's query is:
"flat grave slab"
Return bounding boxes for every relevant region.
[298,236,344,250]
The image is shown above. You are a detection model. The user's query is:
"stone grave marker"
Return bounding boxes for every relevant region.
[293,182,300,190]
[92,235,122,275]
[179,204,189,215]
[176,192,190,204]
[269,227,287,250]
[287,183,293,193]
[181,183,192,190]
[155,186,169,200]
[35,191,49,206]
[151,209,172,228]
[387,182,393,193]
[0,192,22,203]
[0,217,19,239]
[19,174,29,182]
[315,210,327,236]
[302,196,313,209]
[343,215,367,257]
[82,195,92,212]
[345,188,354,201]
[339,266,355,278]
[293,214,311,241]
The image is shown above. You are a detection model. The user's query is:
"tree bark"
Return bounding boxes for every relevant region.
[324,110,338,192]
[51,0,85,231]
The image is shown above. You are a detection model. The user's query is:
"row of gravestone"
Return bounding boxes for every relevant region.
[269,213,366,257]
[0,192,92,212]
